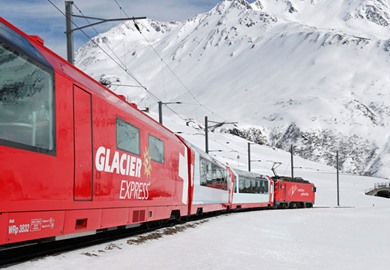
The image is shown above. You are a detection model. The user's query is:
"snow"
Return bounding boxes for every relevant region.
[7,1,390,268]
[74,0,390,178]
[7,112,390,270]
[12,206,390,270]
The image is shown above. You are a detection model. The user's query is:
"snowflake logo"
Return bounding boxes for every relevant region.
[143,147,152,178]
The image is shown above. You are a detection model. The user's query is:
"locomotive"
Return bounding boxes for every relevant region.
[0,17,315,248]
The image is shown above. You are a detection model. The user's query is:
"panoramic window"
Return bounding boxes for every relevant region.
[263,180,269,193]
[116,118,140,155]
[0,43,55,154]
[148,135,164,163]
[238,177,269,194]
[199,157,227,190]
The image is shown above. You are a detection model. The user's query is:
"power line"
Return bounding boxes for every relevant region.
[47,0,160,103]
[110,83,144,88]
[49,0,232,126]
[112,0,229,123]
[48,0,190,124]
[72,2,126,70]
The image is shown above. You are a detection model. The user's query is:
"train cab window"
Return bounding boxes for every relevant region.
[148,135,164,163]
[0,29,55,154]
[116,118,140,155]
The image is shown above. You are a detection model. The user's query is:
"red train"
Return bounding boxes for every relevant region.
[272,176,316,208]
[0,18,315,248]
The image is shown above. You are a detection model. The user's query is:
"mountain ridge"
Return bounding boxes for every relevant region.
[75,0,390,178]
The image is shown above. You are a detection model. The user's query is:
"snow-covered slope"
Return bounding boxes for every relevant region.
[75,0,390,178]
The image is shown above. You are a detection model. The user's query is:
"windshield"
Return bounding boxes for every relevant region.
[0,23,55,154]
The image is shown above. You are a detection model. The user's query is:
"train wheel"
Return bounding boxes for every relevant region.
[289,202,297,209]
[306,203,313,208]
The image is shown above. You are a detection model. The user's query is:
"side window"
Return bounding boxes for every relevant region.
[199,157,227,190]
[256,180,262,194]
[234,175,237,193]
[238,177,244,193]
[200,159,207,185]
[148,134,164,163]
[0,44,55,154]
[116,118,140,155]
[238,176,268,194]
[239,177,250,193]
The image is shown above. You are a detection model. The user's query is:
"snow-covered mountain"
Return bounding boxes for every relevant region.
[75,0,390,179]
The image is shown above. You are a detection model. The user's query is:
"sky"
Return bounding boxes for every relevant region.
[1,0,227,58]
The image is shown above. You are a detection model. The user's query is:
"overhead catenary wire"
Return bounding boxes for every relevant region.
[117,1,129,72]
[72,2,127,71]
[48,0,235,126]
[47,0,162,104]
[48,0,191,123]
[111,0,199,122]
[112,0,230,123]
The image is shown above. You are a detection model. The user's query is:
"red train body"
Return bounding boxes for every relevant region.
[0,17,187,245]
[272,176,316,208]
[0,18,315,248]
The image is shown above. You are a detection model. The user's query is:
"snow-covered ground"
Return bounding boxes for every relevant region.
[7,112,390,270]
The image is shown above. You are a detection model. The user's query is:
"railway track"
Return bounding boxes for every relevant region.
[0,212,219,267]
[0,226,143,267]
[0,206,314,267]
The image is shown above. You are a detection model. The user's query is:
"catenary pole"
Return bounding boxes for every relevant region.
[205,116,209,154]
[64,1,146,65]
[65,1,74,64]
[337,151,340,206]
[290,144,294,179]
[248,142,251,172]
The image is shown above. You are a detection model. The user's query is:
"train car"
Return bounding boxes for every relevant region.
[179,140,230,214]
[272,176,316,208]
[228,167,273,209]
[0,18,191,247]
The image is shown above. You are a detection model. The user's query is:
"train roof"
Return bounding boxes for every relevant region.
[179,137,227,168]
[271,175,312,184]
[229,167,268,179]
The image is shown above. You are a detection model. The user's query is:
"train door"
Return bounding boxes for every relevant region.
[73,85,93,201]
[282,183,287,201]
[277,182,287,202]
[269,179,274,206]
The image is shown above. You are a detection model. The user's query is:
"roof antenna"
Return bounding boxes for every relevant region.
[271,162,282,177]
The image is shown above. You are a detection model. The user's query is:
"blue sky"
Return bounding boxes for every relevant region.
[2,0,224,58]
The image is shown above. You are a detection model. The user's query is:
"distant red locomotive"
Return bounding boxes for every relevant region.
[0,17,316,248]
[272,176,316,208]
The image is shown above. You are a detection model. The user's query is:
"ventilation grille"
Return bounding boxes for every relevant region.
[132,210,146,223]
